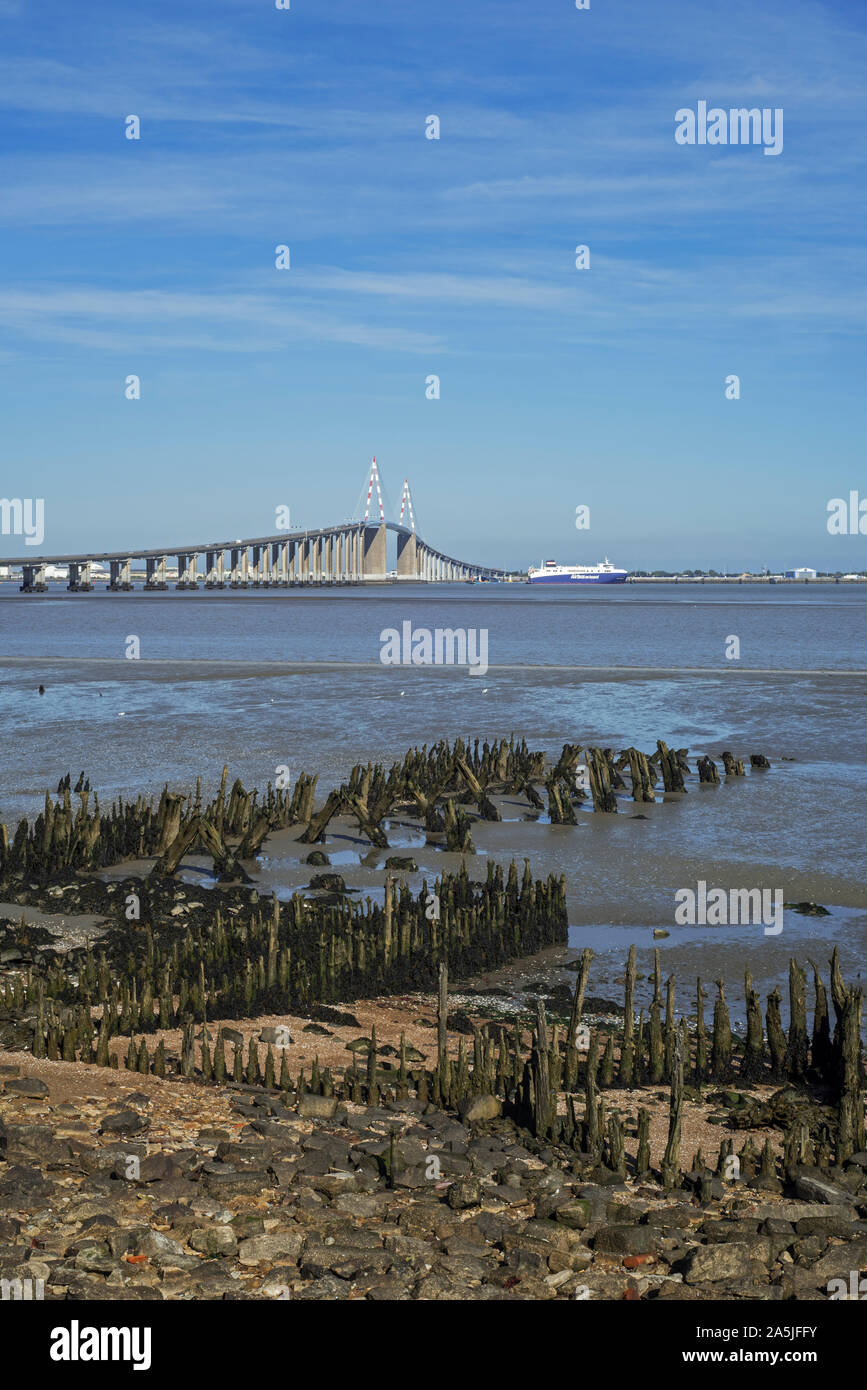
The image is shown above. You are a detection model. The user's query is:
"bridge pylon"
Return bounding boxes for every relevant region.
[398,479,417,532]
[362,457,385,523]
[396,530,418,577]
[362,522,387,579]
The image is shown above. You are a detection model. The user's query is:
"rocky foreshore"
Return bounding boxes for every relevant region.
[1,741,865,1305]
[3,1056,867,1303]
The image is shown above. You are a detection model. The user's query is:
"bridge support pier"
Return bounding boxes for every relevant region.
[205,550,225,588]
[229,547,248,587]
[68,560,93,592]
[347,531,354,581]
[20,563,47,592]
[176,552,198,589]
[250,545,263,586]
[145,556,168,590]
[109,559,133,590]
[269,541,283,586]
[362,523,387,581]
[396,530,418,579]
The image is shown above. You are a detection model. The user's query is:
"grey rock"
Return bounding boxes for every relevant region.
[300,1246,393,1280]
[0,1164,55,1200]
[554,1198,593,1230]
[238,1231,305,1266]
[136,1229,186,1260]
[297,1094,338,1121]
[447,1178,481,1210]
[457,1094,502,1125]
[188,1226,238,1257]
[202,1168,273,1196]
[295,1272,350,1300]
[593,1225,660,1256]
[794,1168,858,1205]
[810,1238,867,1283]
[3,1077,49,1098]
[683,1242,769,1284]
[74,1242,115,1274]
[761,1217,795,1237]
[99,1110,148,1136]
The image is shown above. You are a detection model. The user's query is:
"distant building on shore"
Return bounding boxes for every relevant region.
[784,566,817,580]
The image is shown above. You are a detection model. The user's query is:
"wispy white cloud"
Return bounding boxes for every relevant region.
[2,243,861,367]
[0,285,444,355]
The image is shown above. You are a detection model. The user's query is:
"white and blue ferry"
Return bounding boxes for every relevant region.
[527,557,627,585]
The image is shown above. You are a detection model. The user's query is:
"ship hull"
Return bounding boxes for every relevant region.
[528,571,627,585]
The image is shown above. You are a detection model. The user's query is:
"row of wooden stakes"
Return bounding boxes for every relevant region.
[0,736,771,881]
[18,941,864,1177]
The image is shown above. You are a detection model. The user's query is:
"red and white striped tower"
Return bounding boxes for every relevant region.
[398,479,416,532]
[363,457,385,523]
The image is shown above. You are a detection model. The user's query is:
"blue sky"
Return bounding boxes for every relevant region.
[1,0,865,570]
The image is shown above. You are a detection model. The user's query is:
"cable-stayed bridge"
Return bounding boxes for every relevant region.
[5,461,507,591]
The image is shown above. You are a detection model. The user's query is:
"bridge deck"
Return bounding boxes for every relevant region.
[3,520,503,579]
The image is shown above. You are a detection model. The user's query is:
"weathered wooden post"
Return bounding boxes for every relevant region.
[588,749,618,812]
[711,979,732,1081]
[532,997,552,1140]
[742,969,765,1080]
[721,751,745,777]
[607,1115,626,1177]
[697,756,719,784]
[584,1032,600,1156]
[656,740,685,793]
[808,959,832,1081]
[437,960,448,1099]
[663,974,676,1080]
[837,986,865,1164]
[661,1032,684,1188]
[649,989,665,1086]
[695,977,707,1084]
[626,747,655,802]
[636,1107,651,1178]
[619,945,636,1085]
[565,947,592,1091]
[786,959,808,1081]
[765,987,786,1079]
[367,1024,379,1107]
